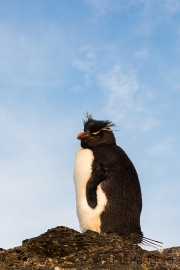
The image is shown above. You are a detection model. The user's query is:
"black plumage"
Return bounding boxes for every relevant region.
[76,113,162,247]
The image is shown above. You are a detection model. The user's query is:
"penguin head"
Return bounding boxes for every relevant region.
[77,113,116,149]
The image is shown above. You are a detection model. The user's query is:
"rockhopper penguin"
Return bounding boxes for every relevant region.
[74,113,162,247]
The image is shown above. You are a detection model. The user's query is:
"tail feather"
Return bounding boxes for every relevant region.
[140,236,163,249]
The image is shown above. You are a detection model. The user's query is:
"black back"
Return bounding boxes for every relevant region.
[93,144,143,244]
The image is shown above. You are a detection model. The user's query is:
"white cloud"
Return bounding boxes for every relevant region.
[134,49,149,60]
[85,0,180,34]
[73,46,99,85]
[73,58,93,78]
[74,46,158,131]
[99,65,157,130]
[0,23,69,88]
[133,0,180,14]
[85,0,180,17]
[85,0,121,17]
[148,138,175,157]
[134,0,180,34]
[100,65,138,116]
[159,0,180,13]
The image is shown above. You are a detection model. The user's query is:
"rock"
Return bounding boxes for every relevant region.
[0,226,179,269]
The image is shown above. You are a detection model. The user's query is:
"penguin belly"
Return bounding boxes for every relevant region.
[74,146,107,233]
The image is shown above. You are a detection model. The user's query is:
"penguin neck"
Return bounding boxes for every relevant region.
[81,141,116,150]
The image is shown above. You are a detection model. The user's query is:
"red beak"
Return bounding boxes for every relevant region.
[77,131,89,140]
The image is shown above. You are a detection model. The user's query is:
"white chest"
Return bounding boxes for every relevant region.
[73,146,107,233]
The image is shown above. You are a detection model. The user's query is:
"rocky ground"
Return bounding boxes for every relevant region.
[0,226,179,270]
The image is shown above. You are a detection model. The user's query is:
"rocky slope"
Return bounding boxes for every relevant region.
[0,226,179,270]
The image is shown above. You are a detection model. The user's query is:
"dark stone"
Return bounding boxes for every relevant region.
[0,226,179,270]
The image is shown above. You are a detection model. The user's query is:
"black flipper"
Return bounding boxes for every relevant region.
[86,162,107,209]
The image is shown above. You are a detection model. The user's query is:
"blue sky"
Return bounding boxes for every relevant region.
[0,0,180,250]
